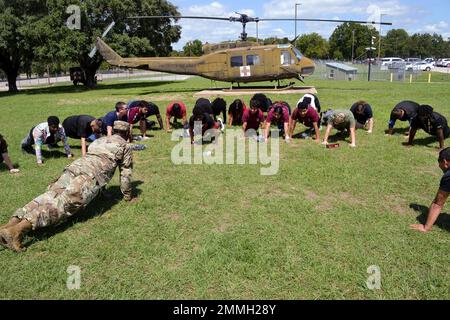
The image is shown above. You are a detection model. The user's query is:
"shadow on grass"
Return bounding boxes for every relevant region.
[410,136,440,148]
[0,162,20,172]
[0,80,201,98]
[24,180,144,247]
[384,127,410,135]
[410,203,450,232]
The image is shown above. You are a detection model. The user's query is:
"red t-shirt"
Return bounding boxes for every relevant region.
[127,107,144,124]
[267,105,290,124]
[166,102,187,119]
[291,107,320,127]
[242,109,265,131]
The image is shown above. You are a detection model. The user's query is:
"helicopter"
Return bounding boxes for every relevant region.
[95,13,391,86]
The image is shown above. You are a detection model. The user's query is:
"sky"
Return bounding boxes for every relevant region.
[169,0,450,50]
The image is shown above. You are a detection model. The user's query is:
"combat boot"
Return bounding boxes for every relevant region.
[0,220,32,252]
[0,217,21,230]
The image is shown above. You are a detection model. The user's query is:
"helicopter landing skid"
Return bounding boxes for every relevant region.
[194,85,317,98]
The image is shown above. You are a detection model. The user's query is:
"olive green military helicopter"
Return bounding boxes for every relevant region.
[95,13,391,86]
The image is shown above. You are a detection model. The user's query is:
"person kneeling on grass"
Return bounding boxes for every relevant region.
[411,147,450,233]
[227,99,246,126]
[21,116,73,165]
[405,104,449,150]
[321,110,356,147]
[211,97,227,124]
[289,100,320,142]
[264,101,291,143]
[386,100,419,136]
[0,121,134,252]
[242,100,265,138]
[165,101,187,133]
[62,115,103,157]
[0,134,19,174]
[189,99,221,144]
[350,100,374,133]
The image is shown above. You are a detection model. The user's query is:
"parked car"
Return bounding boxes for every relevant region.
[423,58,436,65]
[405,58,421,63]
[381,57,405,66]
[436,58,450,67]
[406,62,434,71]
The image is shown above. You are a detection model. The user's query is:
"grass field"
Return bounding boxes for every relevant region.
[0,77,449,299]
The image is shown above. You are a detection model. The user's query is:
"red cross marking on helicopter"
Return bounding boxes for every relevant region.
[240,66,251,77]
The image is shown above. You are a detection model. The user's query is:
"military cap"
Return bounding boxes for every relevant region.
[113,120,130,132]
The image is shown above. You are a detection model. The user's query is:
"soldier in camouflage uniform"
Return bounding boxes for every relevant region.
[0,121,133,252]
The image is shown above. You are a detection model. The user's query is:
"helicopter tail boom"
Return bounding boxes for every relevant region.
[96,37,125,65]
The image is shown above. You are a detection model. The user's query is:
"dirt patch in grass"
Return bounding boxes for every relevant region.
[57,97,118,106]
[211,213,234,233]
[304,190,320,200]
[337,192,363,205]
[382,195,410,216]
[150,94,187,103]
[166,212,182,221]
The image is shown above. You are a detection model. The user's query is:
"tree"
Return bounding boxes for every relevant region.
[0,0,46,92]
[295,33,329,59]
[383,29,410,57]
[329,22,379,61]
[183,40,203,57]
[35,0,181,88]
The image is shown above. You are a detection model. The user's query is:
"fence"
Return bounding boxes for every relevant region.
[311,60,450,83]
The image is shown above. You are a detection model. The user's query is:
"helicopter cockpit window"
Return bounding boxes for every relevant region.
[231,56,244,67]
[292,47,303,61]
[246,55,260,66]
[281,51,295,65]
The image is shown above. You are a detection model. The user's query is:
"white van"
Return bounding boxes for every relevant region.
[381,57,405,66]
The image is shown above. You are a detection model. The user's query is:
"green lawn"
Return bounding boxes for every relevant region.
[0,77,449,299]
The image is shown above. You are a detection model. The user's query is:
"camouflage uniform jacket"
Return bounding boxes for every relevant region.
[65,134,133,199]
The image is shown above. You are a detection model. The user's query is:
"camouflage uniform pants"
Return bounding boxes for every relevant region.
[13,171,101,230]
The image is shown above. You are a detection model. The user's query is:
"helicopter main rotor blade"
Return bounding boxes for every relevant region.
[128,15,230,21]
[259,18,392,26]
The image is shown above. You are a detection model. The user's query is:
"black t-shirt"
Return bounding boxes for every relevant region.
[439,170,450,192]
[63,115,96,139]
[0,134,8,154]
[144,102,160,118]
[189,113,215,131]
[350,103,373,124]
[391,101,419,121]
[212,103,226,116]
[411,112,450,137]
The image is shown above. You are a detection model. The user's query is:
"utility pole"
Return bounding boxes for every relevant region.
[351,30,355,63]
[294,3,301,40]
[378,13,387,62]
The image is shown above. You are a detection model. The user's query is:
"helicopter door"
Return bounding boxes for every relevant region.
[245,53,264,81]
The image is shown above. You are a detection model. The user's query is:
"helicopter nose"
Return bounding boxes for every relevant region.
[299,57,315,76]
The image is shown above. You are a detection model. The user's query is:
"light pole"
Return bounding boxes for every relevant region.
[367,36,377,81]
[294,3,301,40]
[378,13,387,62]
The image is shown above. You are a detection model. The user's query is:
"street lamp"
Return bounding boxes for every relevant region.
[294,3,301,40]
[378,13,388,61]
